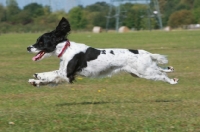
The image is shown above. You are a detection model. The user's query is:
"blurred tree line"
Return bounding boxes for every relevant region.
[0,0,200,33]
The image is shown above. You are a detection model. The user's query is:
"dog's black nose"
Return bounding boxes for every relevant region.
[27,47,31,52]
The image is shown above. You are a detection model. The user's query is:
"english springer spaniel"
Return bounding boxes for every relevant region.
[27,17,178,87]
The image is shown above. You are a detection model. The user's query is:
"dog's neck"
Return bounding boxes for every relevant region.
[55,40,70,58]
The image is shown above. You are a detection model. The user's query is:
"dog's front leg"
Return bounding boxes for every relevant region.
[28,70,69,87]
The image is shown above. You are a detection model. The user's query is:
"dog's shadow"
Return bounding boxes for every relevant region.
[56,101,114,106]
[56,99,181,107]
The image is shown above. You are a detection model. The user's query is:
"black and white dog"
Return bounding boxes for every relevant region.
[27,17,178,87]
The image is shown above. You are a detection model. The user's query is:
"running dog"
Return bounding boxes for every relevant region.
[27,17,178,87]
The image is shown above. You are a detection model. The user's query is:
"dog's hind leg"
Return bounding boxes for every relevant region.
[140,73,178,84]
[142,66,178,84]
[125,66,178,84]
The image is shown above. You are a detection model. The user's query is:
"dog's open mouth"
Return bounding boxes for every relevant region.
[32,51,45,61]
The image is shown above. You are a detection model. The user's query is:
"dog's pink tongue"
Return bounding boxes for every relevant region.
[32,57,35,61]
[32,53,41,61]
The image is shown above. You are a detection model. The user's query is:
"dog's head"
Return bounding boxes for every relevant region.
[27,17,71,61]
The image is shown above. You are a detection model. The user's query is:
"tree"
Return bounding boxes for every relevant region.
[192,7,200,23]
[0,4,5,22]
[122,4,147,30]
[43,6,51,15]
[194,0,200,8]
[85,2,109,12]
[85,2,109,28]
[6,0,21,22]
[168,10,195,28]
[158,0,180,26]
[176,3,190,10]
[68,7,87,30]
[23,3,45,18]
[12,11,32,25]
[177,0,195,9]
[158,0,198,27]
[120,3,134,28]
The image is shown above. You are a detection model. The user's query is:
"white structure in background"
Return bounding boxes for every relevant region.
[164,26,171,31]
[187,24,200,29]
[92,26,102,33]
[118,26,129,33]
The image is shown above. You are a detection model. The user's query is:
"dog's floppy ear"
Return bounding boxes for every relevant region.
[55,17,71,37]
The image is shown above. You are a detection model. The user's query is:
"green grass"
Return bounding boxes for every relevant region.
[0,30,200,132]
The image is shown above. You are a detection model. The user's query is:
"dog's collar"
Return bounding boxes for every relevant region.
[58,40,70,58]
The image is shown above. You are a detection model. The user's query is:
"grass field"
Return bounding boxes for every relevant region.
[0,30,200,132]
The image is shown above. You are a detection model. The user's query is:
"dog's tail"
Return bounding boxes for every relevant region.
[138,50,168,64]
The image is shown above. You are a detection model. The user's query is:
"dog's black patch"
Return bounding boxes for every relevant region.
[85,47,101,61]
[101,50,106,54]
[67,47,101,83]
[67,52,86,83]
[129,49,139,54]
[110,50,115,55]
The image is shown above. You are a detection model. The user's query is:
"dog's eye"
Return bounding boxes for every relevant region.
[39,42,43,45]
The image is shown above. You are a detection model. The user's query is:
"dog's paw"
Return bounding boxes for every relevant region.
[171,78,178,84]
[162,66,174,73]
[28,79,40,87]
[173,78,178,83]
[167,66,174,72]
